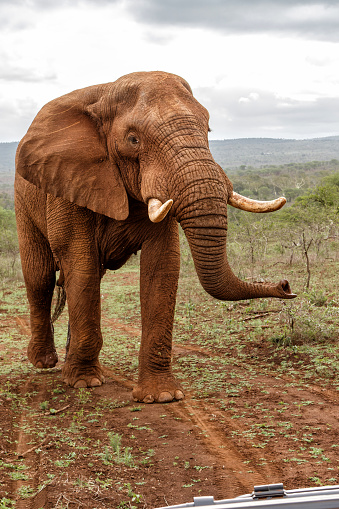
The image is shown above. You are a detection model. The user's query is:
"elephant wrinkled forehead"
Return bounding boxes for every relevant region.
[115,71,208,118]
[116,70,192,95]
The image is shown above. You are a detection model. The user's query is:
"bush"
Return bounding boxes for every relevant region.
[278,300,338,345]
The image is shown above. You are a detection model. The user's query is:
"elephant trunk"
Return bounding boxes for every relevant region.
[175,170,296,301]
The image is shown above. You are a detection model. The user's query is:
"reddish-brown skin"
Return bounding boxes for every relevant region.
[14,71,296,403]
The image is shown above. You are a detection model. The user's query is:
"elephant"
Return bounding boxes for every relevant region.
[14,71,296,403]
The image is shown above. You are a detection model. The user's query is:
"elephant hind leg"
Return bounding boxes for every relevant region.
[16,210,58,368]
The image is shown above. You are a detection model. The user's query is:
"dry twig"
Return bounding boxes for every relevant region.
[43,404,70,416]
[17,437,48,458]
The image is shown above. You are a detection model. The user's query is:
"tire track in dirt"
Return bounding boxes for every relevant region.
[168,398,280,499]
[99,313,283,498]
[281,379,339,406]
[12,374,50,509]
[11,291,339,503]
[10,308,140,504]
[99,312,339,499]
[9,315,55,508]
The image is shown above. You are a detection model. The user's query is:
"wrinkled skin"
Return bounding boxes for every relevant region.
[15,71,296,403]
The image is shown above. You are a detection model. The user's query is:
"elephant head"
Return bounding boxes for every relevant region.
[16,71,296,301]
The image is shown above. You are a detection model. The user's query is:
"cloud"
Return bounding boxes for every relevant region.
[0,97,38,141]
[142,29,175,46]
[0,51,57,83]
[0,0,121,7]
[0,66,56,83]
[126,0,339,41]
[2,0,339,41]
[0,0,339,141]
[196,86,339,139]
[0,0,122,30]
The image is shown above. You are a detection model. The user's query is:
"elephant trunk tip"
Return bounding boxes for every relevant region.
[277,279,297,299]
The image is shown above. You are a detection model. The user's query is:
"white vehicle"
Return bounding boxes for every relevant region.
[155,484,339,509]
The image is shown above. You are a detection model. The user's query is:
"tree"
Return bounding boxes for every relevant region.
[0,207,19,278]
[277,173,339,289]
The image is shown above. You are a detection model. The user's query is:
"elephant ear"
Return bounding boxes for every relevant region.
[16,86,129,220]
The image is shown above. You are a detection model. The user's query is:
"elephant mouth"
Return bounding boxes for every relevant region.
[147,192,287,222]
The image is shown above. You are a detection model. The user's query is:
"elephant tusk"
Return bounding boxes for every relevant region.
[228,192,286,213]
[148,198,173,223]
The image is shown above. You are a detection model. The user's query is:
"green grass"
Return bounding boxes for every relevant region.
[0,208,338,501]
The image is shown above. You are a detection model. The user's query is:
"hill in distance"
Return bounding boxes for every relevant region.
[209,136,339,169]
[0,142,18,173]
[2,136,339,174]
[1,137,339,196]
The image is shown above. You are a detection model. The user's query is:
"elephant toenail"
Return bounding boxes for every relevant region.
[143,394,155,404]
[174,390,185,400]
[35,361,43,368]
[74,380,87,388]
[158,392,173,403]
[90,378,102,387]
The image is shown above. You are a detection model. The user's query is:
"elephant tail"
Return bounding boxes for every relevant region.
[51,285,67,323]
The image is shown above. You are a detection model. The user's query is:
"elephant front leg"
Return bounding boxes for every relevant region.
[62,271,105,388]
[133,220,184,403]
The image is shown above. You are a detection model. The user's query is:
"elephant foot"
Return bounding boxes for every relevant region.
[132,376,185,404]
[62,361,105,388]
[27,340,58,369]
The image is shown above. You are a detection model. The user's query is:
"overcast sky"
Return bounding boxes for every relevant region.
[1,0,339,142]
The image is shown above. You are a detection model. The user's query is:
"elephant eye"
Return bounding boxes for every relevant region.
[128,134,139,146]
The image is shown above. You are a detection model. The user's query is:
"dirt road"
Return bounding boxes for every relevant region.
[1,275,338,508]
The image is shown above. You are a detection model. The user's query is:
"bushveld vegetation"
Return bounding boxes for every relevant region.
[0,161,338,508]
[0,206,20,286]
[210,137,339,168]
[1,160,338,285]
[1,162,338,356]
